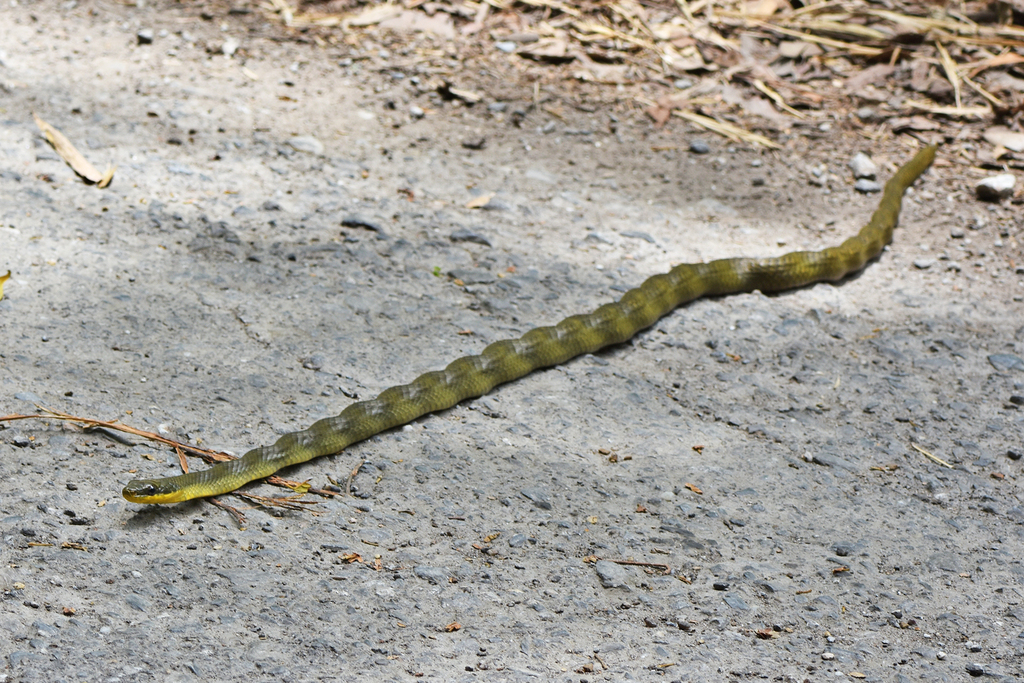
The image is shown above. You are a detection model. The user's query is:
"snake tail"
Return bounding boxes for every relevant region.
[122,144,936,504]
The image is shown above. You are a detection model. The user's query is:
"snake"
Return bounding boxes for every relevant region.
[122,145,936,504]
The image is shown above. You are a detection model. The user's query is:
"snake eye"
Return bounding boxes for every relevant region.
[139,484,157,496]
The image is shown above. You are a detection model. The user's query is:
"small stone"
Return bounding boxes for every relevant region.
[448,268,495,285]
[966,641,983,652]
[487,102,507,113]
[541,121,557,134]
[450,228,491,246]
[937,651,946,660]
[855,179,882,193]
[723,592,749,610]
[913,258,936,269]
[833,542,855,557]
[674,78,694,89]
[620,231,655,244]
[409,105,425,119]
[989,354,1024,372]
[12,434,30,448]
[594,560,629,589]
[689,139,710,154]
[821,652,835,661]
[520,487,552,510]
[849,152,878,179]
[712,581,729,591]
[507,533,527,548]
[461,136,486,150]
[221,37,239,57]
[975,174,1015,201]
[950,227,965,238]
[1008,448,1023,461]
[261,200,281,211]
[966,662,985,677]
[287,135,324,155]
[413,566,449,585]
[855,107,878,121]
[137,28,154,45]
[341,214,384,233]
[495,41,516,53]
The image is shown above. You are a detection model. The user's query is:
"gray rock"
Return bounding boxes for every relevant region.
[689,139,710,154]
[855,107,878,121]
[913,258,936,269]
[288,136,324,156]
[449,268,495,285]
[137,28,154,45]
[723,592,750,610]
[14,391,42,403]
[976,173,1015,201]
[508,533,527,548]
[594,560,629,589]
[849,152,878,179]
[989,354,1024,372]
[450,229,491,246]
[950,226,965,238]
[525,168,558,184]
[621,230,656,244]
[495,41,516,53]
[341,214,384,233]
[413,566,449,585]
[520,487,552,510]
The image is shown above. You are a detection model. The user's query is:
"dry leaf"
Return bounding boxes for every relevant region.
[0,270,9,300]
[983,126,1024,152]
[33,113,115,187]
[465,192,495,209]
[444,622,462,632]
[378,10,455,38]
[346,2,402,27]
[518,38,572,62]
[684,482,703,495]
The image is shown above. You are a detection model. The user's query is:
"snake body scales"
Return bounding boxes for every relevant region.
[123,145,936,504]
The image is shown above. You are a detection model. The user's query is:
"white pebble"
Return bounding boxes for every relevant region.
[975,173,1015,201]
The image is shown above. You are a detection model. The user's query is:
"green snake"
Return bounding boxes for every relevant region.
[122,145,936,504]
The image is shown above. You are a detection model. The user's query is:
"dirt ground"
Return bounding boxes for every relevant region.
[2,1,1024,681]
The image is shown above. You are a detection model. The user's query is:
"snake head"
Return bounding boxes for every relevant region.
[122,478,187,504]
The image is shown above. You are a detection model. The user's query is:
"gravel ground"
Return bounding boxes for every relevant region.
[2,2,1024,681]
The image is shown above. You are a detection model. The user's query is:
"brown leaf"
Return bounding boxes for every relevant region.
[888,115,940,132]
[984,126,1024,152]
[465,192,495,209]
[0,270,9,300]
[444,622,462,632]
[518,38,573,63]
[33,113,114,186]
[684,482,703,495]
[845,64,895,92]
